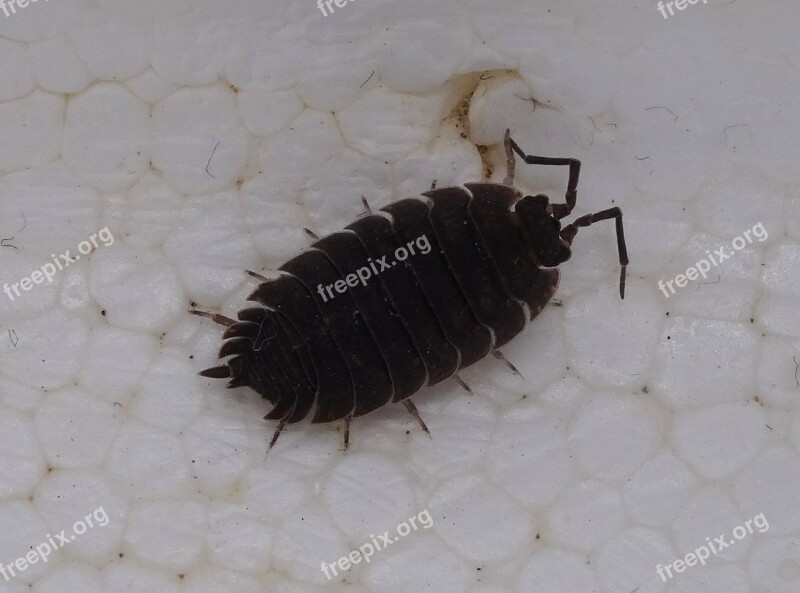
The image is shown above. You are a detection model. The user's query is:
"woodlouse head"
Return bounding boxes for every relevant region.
[512,194,572,267]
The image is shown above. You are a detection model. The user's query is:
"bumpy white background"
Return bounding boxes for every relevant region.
[0,0,798,592]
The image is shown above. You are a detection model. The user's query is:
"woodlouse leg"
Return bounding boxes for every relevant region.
[189,309,236,327]
[360,195,373,216]
[340,415,352,451]
[403,399,431,436]
[561,207,629,299]
[304,227,320,241]
[454,374,473,394]
[246,270,269,282]
[491,350,522,377]
[430,179,437,190]
[268,417,288,450]
[505,129,581,220]
[199,365,230,378]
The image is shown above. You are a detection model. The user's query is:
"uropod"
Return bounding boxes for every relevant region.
[192,129,629,450]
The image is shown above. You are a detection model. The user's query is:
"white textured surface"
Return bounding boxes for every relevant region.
[0,1,798,592]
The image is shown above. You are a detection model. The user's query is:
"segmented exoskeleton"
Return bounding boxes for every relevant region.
[193,130,628,449]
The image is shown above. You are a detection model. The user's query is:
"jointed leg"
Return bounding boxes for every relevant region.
[246,270,269,282]
[361,195,373,216]
[189,309,236,327]
[492,350,522,377]
[268,417,288,450]
[199,366,230,379]
[504,129,581,219]
[340,415,352,451]
[403,399,431,436]
[454,374,473,394]
[560,207,629,299]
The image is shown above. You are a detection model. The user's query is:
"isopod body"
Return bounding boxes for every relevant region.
[197,130,629,448]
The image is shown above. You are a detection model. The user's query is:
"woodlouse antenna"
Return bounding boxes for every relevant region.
[560,207,628,299]
[503,128,516,186]
[505,130,581,220]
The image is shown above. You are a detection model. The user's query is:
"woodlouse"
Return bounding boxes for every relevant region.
[193,130,628,449]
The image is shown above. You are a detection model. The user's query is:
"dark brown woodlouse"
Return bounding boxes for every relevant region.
[192,130,629,449]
